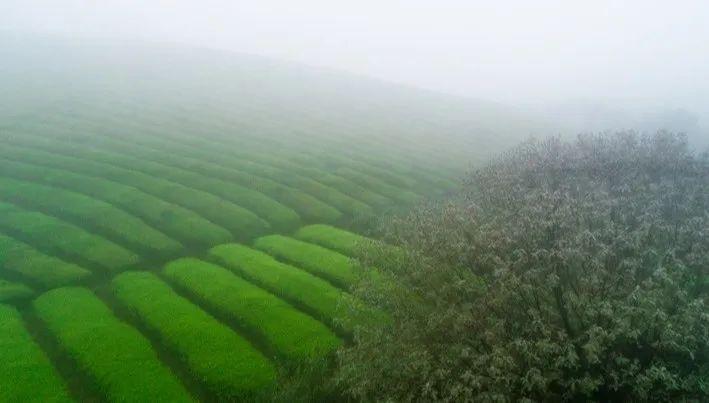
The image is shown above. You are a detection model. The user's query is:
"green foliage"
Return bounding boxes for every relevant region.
[0,234,90,288]
[208,243,384,333]
[34,287,192,402]
[0,304,72,402]
[338,132,709,401]
[111,271,276,399]
[0,202,139,272]
[0,279,34,302]
[0,153,230,246]
[253,235,356,288]
[293,224,373,257]
[0,177,182,256]
[163,258,342,363]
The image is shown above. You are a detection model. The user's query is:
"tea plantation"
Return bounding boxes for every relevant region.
[0,37,534,401]
[0,103,474,401]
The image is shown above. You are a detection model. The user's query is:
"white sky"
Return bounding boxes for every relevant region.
[2,1,709,114]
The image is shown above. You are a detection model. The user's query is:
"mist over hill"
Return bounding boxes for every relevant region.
[1,35,554,171]
[1,15,706,402]
[537,99,709,150]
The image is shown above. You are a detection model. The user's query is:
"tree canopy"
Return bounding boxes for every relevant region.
[338,132,709,401]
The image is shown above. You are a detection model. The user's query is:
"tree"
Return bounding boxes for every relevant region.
[337,132,709,402]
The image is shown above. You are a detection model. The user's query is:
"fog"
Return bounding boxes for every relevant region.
[3,1,708,147]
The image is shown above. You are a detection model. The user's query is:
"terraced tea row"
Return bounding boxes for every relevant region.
[1,225,386,401]
[0,37,516,403]
[0,177,181,256]
[163,259,341,362]
[3,122,424,239]
[0,139,269,240]
[0,202,139,273]
[1,94,438,402]
[10,122,380,220]
[254,235,358,288]
[34,287,193,402]
[0,234,90,288]
[0,304,72,402]
[40,101,462,190]
[10,109,437,214]
[208,243,383,333]
[294,224,374,256]
[0,155,231,246]
[6,127,303,229]
[23,105,446,189]
[0,279,34,302]
[12,125,343,224]
[111,272,276,400]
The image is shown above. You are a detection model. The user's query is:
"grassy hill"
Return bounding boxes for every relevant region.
[0,35,545,401]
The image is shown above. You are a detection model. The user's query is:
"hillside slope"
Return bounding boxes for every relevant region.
[0,35,548,401]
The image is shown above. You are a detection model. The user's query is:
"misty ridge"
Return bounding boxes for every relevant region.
[0,2,708,402]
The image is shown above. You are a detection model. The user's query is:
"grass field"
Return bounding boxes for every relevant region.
[0,36,519,401]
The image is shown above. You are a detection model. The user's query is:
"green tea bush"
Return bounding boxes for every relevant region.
[294,224,372,257]
[124,133,370,218]
[87,132,344,224]
[1,137,267,239]
[254,235,356,288]
[94,139,303,231]
[338,132,709,401]
[34,287,192,402]
[0,304,72,402]
[112,271,276,399]
[327,157,418,190]
[334,167,421,205]
[0,150,231,246]
[44,139,281,235]
[0,279,34,302]
[0,234,91,288]
[263,169,374,217]
[0,177,182,256]
[0,202,139,272]
[276,162,393,208]
[12,125,303,231]
[206,148,392,208]
[201,146,375,217]
[209,243,383,333]
[163,258,342,363]
[123,129,369,222]
[173,151,343,223]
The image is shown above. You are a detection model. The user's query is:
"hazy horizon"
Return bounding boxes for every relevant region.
[3,1,709,147]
